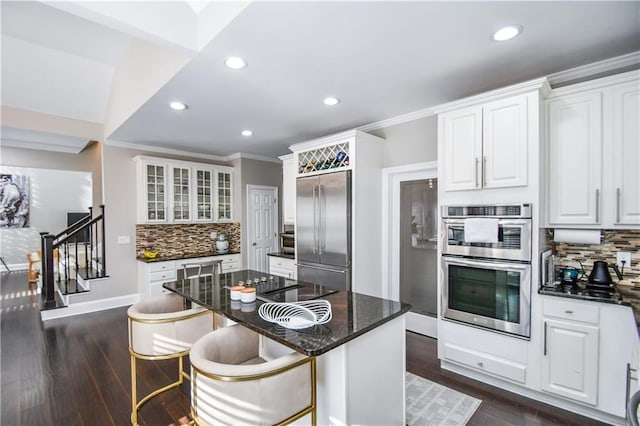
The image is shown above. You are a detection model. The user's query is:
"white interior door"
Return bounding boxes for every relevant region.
[247,185,278,272]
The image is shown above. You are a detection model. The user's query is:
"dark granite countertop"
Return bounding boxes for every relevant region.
[163,270,411,356]
[266,252,295,259]
[137,251,241,263]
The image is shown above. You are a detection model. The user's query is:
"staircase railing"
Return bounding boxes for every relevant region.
[40,205,106,308]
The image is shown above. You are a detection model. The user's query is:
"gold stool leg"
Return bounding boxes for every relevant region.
[131,352,139,426]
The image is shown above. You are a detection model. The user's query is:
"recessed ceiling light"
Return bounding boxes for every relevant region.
[241,130,253,137]
[323,97,340,106]
[169,101,188,110]
[492,25,522,42]
[225,56,247,70]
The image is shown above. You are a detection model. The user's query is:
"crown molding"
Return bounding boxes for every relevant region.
[105,139,280,164]
[224,152,281,164]
[431,77,550,114]
[0,138,86,154]
[358,107,437,133]
[547,51,640,87]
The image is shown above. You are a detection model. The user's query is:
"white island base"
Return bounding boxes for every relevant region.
[289,315,407,425]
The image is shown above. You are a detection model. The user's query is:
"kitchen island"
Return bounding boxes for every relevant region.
[163,270,411,425]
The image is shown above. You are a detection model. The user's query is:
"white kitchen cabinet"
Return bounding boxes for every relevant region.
[542,317,599,405]
[545,70,639,228]
[171,165,192,222]
[135,155,234,224]
[612,81,640,225]
[193,167,214,221]
[268,255,296,279]
[279,154,296,224]
[138,160,168,223]
[439,93,528,191]
[547,91,603,225]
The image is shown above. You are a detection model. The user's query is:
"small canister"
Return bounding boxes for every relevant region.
[241,287,256,303]
[230,285,245,300]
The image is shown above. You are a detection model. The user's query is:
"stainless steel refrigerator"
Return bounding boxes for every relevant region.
[296,170,351,291]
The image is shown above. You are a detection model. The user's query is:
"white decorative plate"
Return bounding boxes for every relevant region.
[258,300,332,330]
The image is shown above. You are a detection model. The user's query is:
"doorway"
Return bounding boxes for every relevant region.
[382,162,438,338]
[246,185,278,272]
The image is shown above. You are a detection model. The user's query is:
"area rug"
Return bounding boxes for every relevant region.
[406,372,482,426]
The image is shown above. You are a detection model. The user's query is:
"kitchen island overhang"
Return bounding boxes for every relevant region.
[162,270,411,425]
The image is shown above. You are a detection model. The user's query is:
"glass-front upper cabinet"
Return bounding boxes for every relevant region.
[172,166,191,221]
[135,156,233,224]
[217,171,232,221]
[194,167,213,221]
[144,163,166,222]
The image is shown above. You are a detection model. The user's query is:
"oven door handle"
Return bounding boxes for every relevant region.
[443,256,530,271]
[443,218,530,226]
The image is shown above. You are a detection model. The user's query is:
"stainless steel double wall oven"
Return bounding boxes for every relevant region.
[441,204,532,338]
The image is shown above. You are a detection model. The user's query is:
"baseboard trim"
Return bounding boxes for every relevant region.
[41,293,139,321]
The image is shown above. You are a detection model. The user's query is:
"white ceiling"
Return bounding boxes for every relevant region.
[1,1,639,158]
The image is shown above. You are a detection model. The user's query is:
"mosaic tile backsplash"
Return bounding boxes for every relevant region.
[550,230,640,287]
[136,223,241,258]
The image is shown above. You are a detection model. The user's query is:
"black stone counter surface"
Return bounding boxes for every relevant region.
[266,252,295,259]
[539,283,640,335]
[137,250,241,263]
[163,270,411,356]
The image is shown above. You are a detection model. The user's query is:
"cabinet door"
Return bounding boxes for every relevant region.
[282,156,296,224]
[171,166,191,221]
[541,318,599,405]
[441,106,482,191]
[547,92,602,225]
[216,171,233,221]
[612,82,640,225]
[143,162,167,222]
[194,168,214,221]
[482,95,528,189]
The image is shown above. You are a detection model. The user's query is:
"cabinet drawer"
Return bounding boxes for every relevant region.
[543,298,599,324]
[149,270,177,283]
[270,257,295,269]
[149,282,172,297]
[149,261,176,273]
[270,266,294,279]
[444,343,526,383]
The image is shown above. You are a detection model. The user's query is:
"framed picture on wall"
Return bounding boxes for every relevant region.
[0,174,30,228]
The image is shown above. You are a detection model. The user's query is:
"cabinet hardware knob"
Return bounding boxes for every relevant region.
[565,310,573,314]
[477,362,484,367]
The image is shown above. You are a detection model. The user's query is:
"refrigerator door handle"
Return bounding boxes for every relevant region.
[313,185,320,254]
[319,184,326,254]
[296,263,347,274]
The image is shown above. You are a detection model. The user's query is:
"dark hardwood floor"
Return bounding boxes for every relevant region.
[1,270,607,425]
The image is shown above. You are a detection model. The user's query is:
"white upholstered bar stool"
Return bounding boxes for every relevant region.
[182,260,222,279]
[189,325,317,426]
[127,293,214,426]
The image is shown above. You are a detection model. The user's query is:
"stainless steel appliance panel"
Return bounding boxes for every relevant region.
[442,256,531,337]
[296,175,320,264]
[442,218,532,261]
[297,261,350,291]
[318,171,351,268]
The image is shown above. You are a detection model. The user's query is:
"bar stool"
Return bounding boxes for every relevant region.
[127,293,214,426]
[189,325,316,426]
[182,260,222,279]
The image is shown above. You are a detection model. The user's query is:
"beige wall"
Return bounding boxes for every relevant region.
[368,115,438,168]
[1,142,103,204]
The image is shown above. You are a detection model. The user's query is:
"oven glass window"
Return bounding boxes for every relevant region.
[447,225,522,250]
[448,265,520,323]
